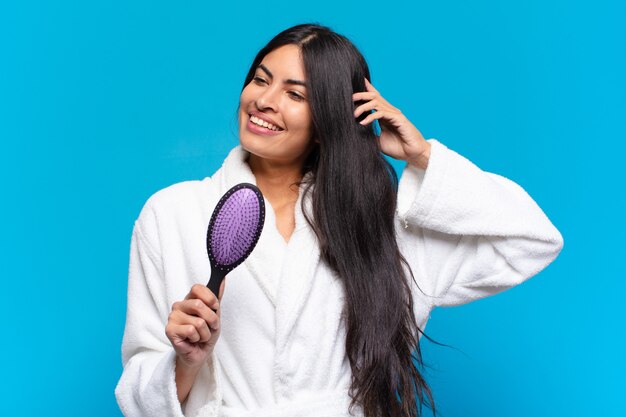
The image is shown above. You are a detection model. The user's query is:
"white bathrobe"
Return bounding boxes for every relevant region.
[115,139,564,417]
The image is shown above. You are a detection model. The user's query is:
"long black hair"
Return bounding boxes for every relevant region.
[238,23,443,417]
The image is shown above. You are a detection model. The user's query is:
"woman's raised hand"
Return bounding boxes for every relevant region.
[165,280,226,369]
[353,78,431,169]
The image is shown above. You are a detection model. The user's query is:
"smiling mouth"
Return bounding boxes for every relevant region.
[248,114,284,131]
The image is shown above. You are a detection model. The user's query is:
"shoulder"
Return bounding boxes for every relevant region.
[132,145,245,234]
[146,178,216,208]
[135,178,218,232]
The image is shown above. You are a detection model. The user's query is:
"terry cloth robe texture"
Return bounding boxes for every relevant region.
[115,138,564,417]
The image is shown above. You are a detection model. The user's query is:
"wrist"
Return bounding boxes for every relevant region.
[175,355,206,374]
[406,142,431,170]
[175,356,204,405]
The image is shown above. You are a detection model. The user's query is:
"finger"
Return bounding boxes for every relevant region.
[354,99,381,118]
[170,310,212,342]
[360,110,386,126]
[352,91,377,101]
[353,91,394,112]
[364,78,379,93]
[185,283,220,311]
[218,278,226,301]
[167,323,202,344]
[175,300,220,332]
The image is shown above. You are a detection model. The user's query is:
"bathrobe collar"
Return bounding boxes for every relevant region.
[212,145,322,351]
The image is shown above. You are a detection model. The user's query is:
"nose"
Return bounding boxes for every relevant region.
[255,85,280,113]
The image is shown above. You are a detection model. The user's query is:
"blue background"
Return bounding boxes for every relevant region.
[1,1,624,416]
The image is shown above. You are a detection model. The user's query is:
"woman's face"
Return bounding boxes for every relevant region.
[239,44,315,166]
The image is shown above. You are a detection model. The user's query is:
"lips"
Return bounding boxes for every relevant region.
[246,116,283,136]
[249,111,284,130]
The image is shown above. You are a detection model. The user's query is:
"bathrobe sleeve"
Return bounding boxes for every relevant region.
[396,139,564,307]
[115,199,221,417]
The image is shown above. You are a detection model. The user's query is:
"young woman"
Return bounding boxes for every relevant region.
[115,23,564,417]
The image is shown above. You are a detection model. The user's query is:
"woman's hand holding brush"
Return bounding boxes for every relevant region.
[166,280,226,404]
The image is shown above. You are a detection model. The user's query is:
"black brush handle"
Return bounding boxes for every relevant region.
[207,265,227,305]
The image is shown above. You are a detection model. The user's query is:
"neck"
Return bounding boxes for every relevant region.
[246,153,303,204]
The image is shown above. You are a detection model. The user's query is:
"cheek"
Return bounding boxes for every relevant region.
[239,91,253,120]
[239,91,249,108]
[240,84,254,105]
[286,107,312,132]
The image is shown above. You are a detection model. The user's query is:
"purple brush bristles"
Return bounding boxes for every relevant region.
[206,183,265,298]
[210,188,261,265]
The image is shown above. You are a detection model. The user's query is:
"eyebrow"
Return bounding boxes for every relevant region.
[258,64,307,87]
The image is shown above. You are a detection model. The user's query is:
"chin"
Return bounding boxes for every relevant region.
[239,132,267,160]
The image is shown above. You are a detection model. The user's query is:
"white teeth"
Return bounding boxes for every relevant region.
[250,115,281,131]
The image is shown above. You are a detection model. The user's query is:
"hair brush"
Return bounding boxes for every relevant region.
[206,182,265,299]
